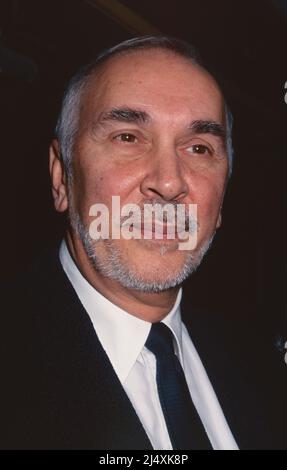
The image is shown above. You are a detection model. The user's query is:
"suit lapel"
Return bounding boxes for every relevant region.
[28,246,153,449]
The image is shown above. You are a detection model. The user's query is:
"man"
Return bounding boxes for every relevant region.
[0,36,280,450]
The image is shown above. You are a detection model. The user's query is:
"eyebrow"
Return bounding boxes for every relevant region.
[99,107,150,125]
[190,120,226,147]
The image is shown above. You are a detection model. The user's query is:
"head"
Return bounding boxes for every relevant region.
[50,36,233,294]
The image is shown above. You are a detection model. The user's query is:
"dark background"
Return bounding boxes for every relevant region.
[0,0,286,340]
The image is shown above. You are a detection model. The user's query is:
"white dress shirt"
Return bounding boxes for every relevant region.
[59,239,238,450]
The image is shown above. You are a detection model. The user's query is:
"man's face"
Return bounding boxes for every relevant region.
[68,50,228,291]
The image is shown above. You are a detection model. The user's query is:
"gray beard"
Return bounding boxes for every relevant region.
[68,202,215,293]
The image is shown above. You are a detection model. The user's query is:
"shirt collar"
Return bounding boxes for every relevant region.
[59,239,183,383]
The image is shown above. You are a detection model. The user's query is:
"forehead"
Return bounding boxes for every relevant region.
[81,50,225,124]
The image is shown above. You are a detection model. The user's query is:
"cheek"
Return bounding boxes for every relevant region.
[192,176,225,228]
[72,159,139,219]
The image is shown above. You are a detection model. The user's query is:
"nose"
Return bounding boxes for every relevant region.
[140,142,189,202]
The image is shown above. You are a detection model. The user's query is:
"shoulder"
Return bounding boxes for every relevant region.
[181,287,287,449]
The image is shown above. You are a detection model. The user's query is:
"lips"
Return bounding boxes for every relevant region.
[121,220,187,239]
[119,205,196,241]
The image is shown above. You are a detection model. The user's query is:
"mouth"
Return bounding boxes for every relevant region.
[121,220,189,241]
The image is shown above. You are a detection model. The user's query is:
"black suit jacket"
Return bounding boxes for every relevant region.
[0,245,285,449]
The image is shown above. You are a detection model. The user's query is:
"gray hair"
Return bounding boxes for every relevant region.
[55,36,234,181]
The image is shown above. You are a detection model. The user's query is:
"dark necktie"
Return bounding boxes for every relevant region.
[145,322,212,450]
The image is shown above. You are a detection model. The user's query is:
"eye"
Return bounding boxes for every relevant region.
[114,133,138,143]
[187,144,212,155]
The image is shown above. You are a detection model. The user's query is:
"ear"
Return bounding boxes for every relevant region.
[216,210,222,229]
[49,140,68,213]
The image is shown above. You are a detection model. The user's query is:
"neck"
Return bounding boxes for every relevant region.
[65,231,179,323]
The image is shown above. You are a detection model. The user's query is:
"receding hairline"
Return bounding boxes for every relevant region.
[79,46,224,111]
